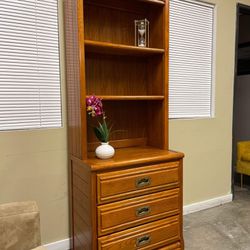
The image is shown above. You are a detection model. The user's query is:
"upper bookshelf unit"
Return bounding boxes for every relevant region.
[84,0,165,49]
[64,0,169,159]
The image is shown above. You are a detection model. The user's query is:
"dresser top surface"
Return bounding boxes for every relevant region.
[80,146,184,171]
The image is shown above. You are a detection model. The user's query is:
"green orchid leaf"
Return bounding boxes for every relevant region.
[93,119,110,143]
[93,127,105,142]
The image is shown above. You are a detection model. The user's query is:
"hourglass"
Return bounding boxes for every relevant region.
[135,19,149,47]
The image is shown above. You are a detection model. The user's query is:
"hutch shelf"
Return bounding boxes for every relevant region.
[64,0,184,249]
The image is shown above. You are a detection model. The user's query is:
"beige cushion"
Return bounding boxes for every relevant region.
[0,201,41,250]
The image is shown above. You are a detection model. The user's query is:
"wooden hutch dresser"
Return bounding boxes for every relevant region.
[64,0,184,249]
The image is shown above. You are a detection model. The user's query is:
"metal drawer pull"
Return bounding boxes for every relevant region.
[135,177,151,188]
[136,206,151,217]
[136,235,151,247]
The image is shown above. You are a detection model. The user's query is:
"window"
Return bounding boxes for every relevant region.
[0,0,62,130]
[169,0,215,119]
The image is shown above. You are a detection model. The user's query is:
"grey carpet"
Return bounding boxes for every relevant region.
[184,186,250,250]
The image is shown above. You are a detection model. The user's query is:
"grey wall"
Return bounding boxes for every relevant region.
[239,15,250,44]
[233,75,250,166]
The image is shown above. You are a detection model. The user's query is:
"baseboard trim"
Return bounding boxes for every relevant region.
[183,193,233,215]
[44,238,70,250]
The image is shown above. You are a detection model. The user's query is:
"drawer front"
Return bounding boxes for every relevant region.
[98,215,180,250]
[98,188,180,236]
[97,161,180,204]
[159,242,181,250]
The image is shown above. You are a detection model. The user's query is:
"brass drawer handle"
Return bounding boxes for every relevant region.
[135,176,151,188]
[136,234,151,247]
[136,206,151,217]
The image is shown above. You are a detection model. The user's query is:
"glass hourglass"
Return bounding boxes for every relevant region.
[135,19,149,47]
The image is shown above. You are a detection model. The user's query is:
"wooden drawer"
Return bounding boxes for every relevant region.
[98,215,180,250]
[97,161,180,204]
[159,242,181,249]
[98,188,180,236]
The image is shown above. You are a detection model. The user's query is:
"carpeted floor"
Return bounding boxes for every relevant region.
[184,186,250,250]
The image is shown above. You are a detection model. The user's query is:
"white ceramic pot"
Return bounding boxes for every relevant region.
[95,142,115,159]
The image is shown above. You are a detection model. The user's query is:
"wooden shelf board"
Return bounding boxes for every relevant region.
[86,95,165,101]
[85,40,165,56]
[87,0,165,6]
[83,146,184,171]
[138,0,165,5]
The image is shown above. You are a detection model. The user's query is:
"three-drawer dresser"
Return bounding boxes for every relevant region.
[70,148,184,249]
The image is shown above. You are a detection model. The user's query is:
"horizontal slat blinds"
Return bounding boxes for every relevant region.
[169,0,215,118]
[0,0,61,130]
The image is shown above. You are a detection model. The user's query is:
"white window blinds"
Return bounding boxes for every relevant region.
[0,0,62,130]
[169,0,215,118]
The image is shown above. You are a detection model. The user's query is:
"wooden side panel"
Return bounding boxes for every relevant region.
[71,159,97,250]
[74,236,84,250]
[147,101,164,148]
[179,159,184,249]
[163,0,169,150]
[147,1,168,150]
[64,0,87,159]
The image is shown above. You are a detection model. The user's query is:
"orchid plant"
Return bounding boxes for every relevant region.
[86,95,111,143]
